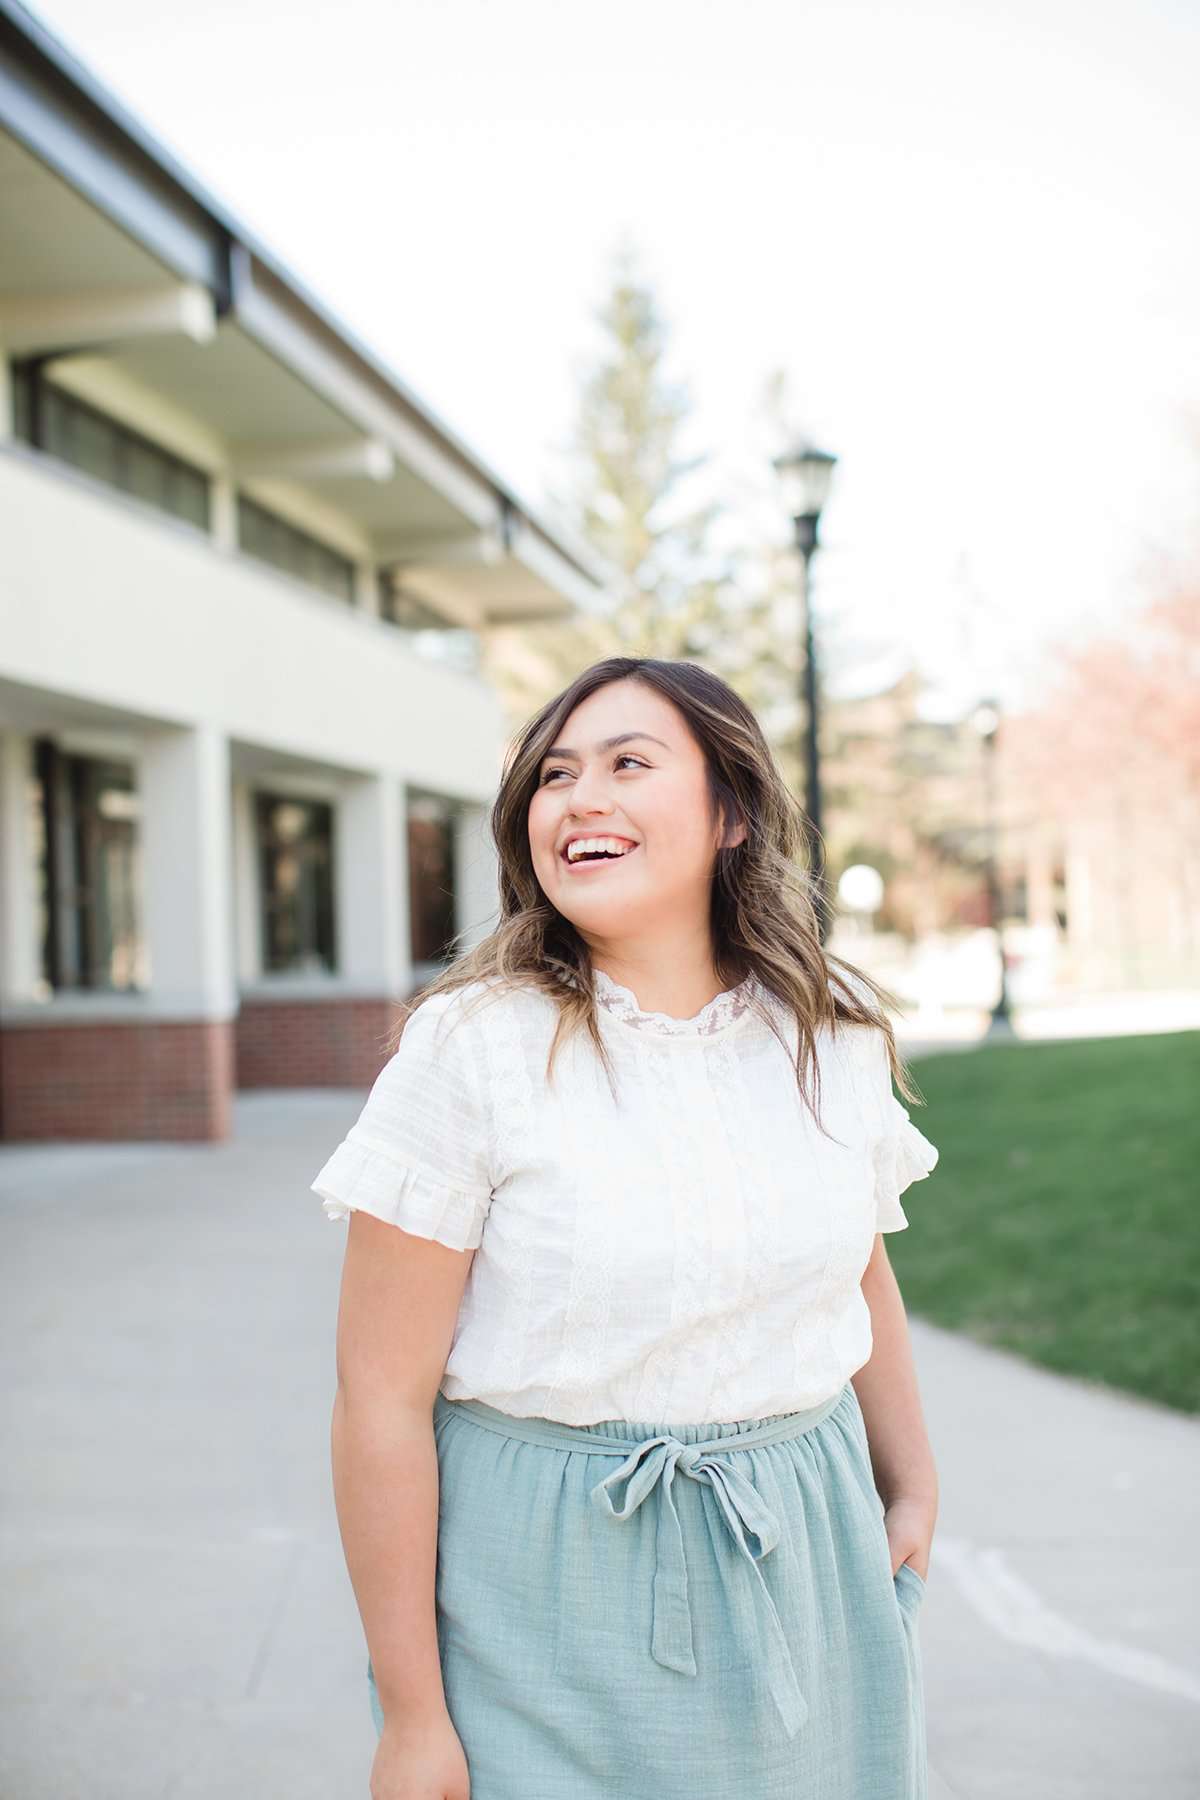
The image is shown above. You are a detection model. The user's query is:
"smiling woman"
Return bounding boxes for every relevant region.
[311,654,940,1800]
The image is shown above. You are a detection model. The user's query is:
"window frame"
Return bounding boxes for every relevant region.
[11,358,212,532]
[254,789,338,977]
[236,493,356,604]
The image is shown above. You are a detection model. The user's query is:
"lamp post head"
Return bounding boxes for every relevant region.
[970,699,1001,740]
[773,440,838,524]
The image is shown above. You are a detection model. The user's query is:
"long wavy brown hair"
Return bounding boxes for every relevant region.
[391,656,928,1132]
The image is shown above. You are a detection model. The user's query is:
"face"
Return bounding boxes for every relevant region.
[526,678,745,942]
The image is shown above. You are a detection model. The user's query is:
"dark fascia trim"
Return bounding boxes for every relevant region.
[0,2,233,303]
[0,0,612,592]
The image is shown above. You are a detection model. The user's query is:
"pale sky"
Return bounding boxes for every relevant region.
[22,0,1200,714]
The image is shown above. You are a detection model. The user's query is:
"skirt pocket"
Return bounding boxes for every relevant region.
[892,1557,929,1796]
[894,1559,927,1606]
[366,1654,384,1738]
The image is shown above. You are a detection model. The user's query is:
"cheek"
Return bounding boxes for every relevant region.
[526,794,563,876]
[649,808,710,872]
[526,791,552,845]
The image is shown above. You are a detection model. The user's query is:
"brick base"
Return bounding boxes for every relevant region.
[235,996,402,1090]
[0,1017,233,1142]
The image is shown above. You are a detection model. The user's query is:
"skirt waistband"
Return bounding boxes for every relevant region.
[433,1381,853,1741]
[433,1383,847,1455]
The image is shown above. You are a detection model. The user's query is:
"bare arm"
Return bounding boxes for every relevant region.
[331,1208,476,1726]
[850,1234,939,1576]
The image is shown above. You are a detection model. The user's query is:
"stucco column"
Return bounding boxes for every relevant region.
[230,779,260,984]
[0,731,40,1005]
[139,722,236,1018]
[335,770,407,995]
[453,801,500,954]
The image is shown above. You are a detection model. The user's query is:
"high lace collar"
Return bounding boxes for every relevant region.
[592,968,760,1038]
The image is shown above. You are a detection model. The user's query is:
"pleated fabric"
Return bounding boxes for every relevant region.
[367,1379,927,1799]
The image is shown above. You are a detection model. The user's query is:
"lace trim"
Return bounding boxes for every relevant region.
[593,968,759,1037]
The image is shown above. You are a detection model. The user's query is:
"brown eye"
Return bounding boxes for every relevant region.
[539,755,646,785]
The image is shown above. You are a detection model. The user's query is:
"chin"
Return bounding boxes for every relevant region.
[579,901,645,931]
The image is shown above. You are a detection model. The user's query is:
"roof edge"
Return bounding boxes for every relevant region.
[0,0,616,593]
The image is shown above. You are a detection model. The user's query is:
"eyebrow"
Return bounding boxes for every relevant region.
[539,731,672,763]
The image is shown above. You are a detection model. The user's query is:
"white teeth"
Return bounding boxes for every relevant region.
[566,836,636,862]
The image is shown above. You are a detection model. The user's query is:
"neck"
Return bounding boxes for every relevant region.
[587,933,736,1020]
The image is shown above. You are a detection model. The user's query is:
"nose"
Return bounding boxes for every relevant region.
[566,761,616,816]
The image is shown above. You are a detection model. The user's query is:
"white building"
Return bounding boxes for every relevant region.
[0,2,612,1141]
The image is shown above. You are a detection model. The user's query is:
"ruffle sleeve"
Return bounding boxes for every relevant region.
[310,991,494,1252]
[872,1094,940,1233]
[844,992,940,1233]
[312,1139,492,1250]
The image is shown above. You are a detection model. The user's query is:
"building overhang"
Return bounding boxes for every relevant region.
[0,0,617,626]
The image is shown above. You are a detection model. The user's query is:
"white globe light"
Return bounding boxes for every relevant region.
[838,864,885,913]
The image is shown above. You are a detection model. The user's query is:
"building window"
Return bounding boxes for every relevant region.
[255,793,336,974]
[380,573,481,673]
[32,739,144,992]
[11,360,211,530]
[408,793,458,965]
[237,494,356,603]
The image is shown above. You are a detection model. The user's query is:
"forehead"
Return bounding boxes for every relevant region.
[554,680,685,743]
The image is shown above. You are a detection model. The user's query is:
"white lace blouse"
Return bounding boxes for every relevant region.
[311,969,940,1425]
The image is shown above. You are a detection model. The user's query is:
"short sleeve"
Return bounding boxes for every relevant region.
[860,1024,939,1233]
[310,994,494,1251]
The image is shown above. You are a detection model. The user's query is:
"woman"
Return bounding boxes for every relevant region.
[312,655,940,1800]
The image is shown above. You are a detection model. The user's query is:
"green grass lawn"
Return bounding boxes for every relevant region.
[886,1029,1200,1416]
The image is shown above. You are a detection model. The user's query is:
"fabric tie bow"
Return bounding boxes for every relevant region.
[590,1434,808,1738]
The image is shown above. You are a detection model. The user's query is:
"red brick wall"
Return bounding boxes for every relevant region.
[0,996,414,1144]
[0,1018,233,1142]
[235,996,401,1091]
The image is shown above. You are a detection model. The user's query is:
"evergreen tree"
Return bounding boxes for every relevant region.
[558,235,725,659]
[481,235,736,724]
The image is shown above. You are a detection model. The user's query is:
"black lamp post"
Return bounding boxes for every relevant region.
[773,440,838,942]
[969,699,1015,1036]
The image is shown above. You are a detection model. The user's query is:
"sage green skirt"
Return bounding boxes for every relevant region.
[367,1379,928,1797]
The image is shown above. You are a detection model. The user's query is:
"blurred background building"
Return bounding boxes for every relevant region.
[0,6,613,1142]
[2,0,1196,1148]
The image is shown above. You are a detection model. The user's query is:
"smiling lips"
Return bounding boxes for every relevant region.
[562,834,639,867]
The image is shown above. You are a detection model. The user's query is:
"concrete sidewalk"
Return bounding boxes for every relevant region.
[2,1090,1197,1799]
[893,985,1200,1061]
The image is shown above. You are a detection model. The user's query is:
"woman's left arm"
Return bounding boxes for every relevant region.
[850,1233,939,1580]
